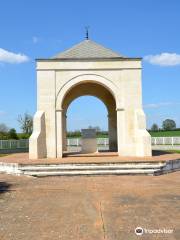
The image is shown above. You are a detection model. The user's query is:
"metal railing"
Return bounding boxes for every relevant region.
[151,137,180,145]
[0,137,180,150]
[0,139,29,150]
[67,137,180,146]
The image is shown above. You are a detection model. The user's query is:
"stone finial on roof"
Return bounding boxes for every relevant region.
[85,26,89,40]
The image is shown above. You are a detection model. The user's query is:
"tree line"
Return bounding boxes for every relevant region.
[0,114,178,140]
[67,126,108,138]
[0,114,108,140]
[0,113,33,140]
[150,119,177,131]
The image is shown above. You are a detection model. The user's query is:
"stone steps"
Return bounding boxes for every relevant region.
[20,162,165,177]
[20,163,165,171]
[1,160,180,176]
[23,169,162,177]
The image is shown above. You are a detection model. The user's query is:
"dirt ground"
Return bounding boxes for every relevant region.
[0,172,180,240]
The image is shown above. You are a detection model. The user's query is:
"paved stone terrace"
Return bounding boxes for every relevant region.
[0,151,180,164]
[0,172,180,240]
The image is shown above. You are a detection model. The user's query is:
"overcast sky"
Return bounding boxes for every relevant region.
[0,0,180,131]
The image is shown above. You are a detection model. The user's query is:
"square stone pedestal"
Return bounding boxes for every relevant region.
[81,129,97,153]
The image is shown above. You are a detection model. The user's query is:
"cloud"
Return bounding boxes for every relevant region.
[144,53,180,66]
[144,102,180,109]
[0,48,29,64]
[32,36,39,44]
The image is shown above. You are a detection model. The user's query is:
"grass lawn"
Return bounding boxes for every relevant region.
[67,131,180,138]
[150,130,180,137]
[166,150,180,154]
[67,135,109,138]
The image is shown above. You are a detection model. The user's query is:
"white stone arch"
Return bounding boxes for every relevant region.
[59,80,118,153]
[55,74,119,156]
[56,74,122,110]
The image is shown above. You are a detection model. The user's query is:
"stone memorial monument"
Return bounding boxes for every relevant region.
[29,36,152,159]
[81,129,97,153]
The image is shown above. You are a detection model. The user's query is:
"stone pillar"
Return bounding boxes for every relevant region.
[62,112,67,151]
[56,110,63,158]
[108,111,117,151]
[29,111,47,159]
[116,108,126,155]
[134,109,152,156]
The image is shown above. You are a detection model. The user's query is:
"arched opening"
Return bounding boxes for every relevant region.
[67,96,108,131]
[66,96,108,152]
[60,81,117,155]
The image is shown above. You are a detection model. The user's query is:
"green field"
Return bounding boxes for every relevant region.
[167,150,180,154]
[67,131,180,138]
[149,130,180,137]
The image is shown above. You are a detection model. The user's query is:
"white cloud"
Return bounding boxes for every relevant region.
[0,48,29,64]
[144,53,180,66]
[32,36,39,44]
[144,102,180,109]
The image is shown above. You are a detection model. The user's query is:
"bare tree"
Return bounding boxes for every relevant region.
[18,113,33,134]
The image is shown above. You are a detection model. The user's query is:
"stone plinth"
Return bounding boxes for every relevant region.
[81,129,97,153]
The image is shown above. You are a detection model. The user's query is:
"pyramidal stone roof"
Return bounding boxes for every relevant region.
[52,39,125,59]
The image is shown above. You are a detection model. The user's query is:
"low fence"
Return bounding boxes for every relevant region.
[0,137,180,151]
[68,137,180,146]
[0,139,29,150]
[0,139,109,150]
[151,137,180,145]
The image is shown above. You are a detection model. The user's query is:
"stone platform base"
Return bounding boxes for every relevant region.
[0,151,180,177]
